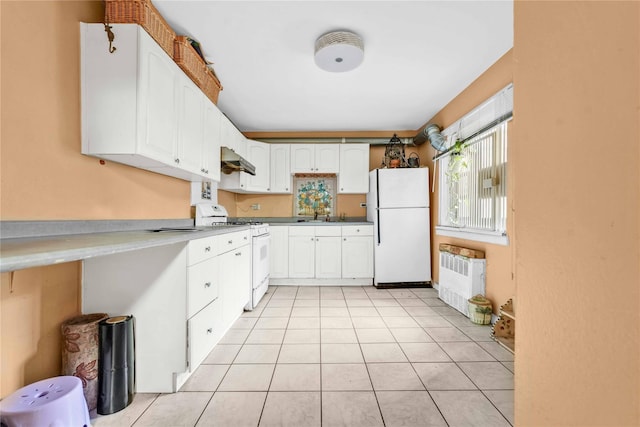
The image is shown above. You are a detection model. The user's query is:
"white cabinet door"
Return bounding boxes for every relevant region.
[269,226,289,278]
[270,144,291,193]
[246,140,270,192]
[338,144,370,193]
[342,236,374,278]
[138,29,179,164]
[220,243,251,325]
[176,80,205,174]
[290,144,315,173]
[202,101,222,181]
[188,297,222,369]
[288,235,316,278]
[219,114,245,156]
[315,144,340,173]
[315,236,342,278]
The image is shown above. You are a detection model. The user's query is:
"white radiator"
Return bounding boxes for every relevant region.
[438,251,486,316]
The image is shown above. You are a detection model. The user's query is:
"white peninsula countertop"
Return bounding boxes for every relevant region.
[0,220,249,273]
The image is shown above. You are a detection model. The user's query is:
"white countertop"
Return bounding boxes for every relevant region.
[0,225,248,273]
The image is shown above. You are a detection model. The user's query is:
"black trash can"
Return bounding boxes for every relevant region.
[97,315,135,415]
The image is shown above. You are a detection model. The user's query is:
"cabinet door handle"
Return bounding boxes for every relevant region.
[310,237,314,241]
[206,328,213,334]
[244,236,248,240]
[204,246,211,252]
[204,282,211,288]
[344,238,347,241]
[228,240,233,244]
[235,252,241,256]
[174,158,180,164]
[286,188,289,191]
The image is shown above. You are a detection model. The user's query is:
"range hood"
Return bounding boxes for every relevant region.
[221,147,256,176]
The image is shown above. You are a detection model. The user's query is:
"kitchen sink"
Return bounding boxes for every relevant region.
[147,227,202,232]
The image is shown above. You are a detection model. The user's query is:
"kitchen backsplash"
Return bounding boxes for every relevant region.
[225,191,365,218]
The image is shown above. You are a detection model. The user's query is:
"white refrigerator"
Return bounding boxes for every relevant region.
[366,168,432,288]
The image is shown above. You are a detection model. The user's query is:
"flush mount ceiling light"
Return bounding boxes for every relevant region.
[314,31,364,72]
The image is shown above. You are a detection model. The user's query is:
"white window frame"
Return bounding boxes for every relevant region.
[435,84,512,246]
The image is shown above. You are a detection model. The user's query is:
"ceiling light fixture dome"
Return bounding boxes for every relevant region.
[314,31,364,72]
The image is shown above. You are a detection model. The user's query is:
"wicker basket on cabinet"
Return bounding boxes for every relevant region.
[104,0,176,57]
[174,36,223,105]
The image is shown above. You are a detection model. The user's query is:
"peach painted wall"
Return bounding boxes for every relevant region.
[415,51,515,312]
[513,2,639,425]
[0,1,189,397]
[0,265,81,398]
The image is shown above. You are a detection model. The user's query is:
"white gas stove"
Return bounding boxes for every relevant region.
[194,204,270,311]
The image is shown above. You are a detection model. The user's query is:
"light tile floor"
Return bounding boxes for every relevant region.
[92,286,514,426]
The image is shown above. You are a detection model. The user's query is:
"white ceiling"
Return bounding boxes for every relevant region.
[154,1,513,134]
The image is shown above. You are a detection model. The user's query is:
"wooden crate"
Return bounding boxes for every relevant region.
[174,36,223,105]
[439,243,485,259]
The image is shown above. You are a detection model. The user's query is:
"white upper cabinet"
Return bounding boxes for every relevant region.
[219,118,246,157]
[81,23,222,182]
[220,139,270,193]
[291,144,339,173]
[176,79,205,174]
[315,144,340,173]
[269,144,291,193]
[246,140,270,192]
[338,144,370,193]
[138,36,178,164]
[202,102,222,181]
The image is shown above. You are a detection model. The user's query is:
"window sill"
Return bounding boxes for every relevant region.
[435,226,509,246]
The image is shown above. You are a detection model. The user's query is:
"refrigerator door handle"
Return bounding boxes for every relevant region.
[376,208,381,245]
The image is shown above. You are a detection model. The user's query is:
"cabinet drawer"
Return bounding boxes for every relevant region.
[315,226,341,237]
[342,225,374,236]
[217,230,251,254]
[188,298,221,370]
[288,226,316,237]
[187,257,219,318]
[188,236,218,266]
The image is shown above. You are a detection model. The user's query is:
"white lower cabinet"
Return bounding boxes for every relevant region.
[282,225,371,282]
[314,228,342,279]
[219,242,251,326]
[188,297,222,369]
[82,229,251,393]
[341,226,374,278]
[269,226,289,278]
[288,227,316,278]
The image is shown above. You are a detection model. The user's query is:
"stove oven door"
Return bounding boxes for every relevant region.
[247,232,270,310]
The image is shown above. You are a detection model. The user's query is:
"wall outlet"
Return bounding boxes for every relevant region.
[251,204,261,210]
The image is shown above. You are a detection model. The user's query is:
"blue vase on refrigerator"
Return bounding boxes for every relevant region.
[366,168,432,288]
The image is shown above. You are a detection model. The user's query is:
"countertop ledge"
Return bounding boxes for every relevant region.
[0,220,249,273]
[233,217,371,226]
[0,218,372,273]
